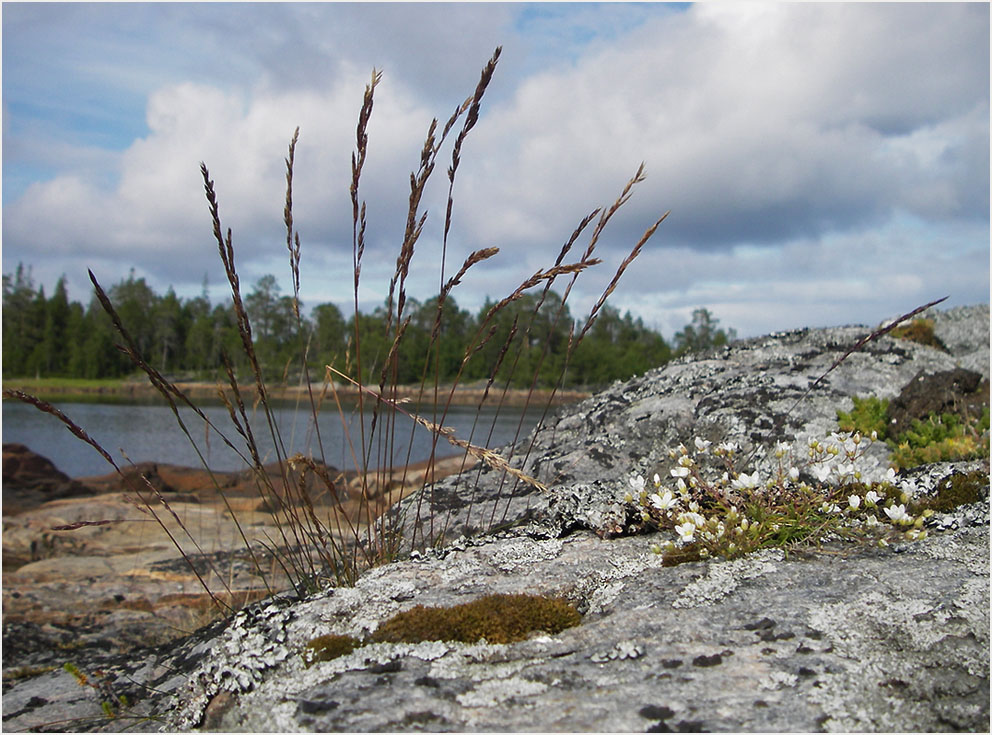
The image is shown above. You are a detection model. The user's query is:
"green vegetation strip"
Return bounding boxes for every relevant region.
[303,593,581,667]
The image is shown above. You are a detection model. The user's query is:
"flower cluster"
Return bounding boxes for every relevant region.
[624,431,936,564]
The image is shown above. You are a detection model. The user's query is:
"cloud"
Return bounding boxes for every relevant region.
[2,3,987,339]
[456,3,989,253]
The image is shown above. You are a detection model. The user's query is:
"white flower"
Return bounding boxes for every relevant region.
[884,504,913,524]
[628,475,646,494]
[864,490,881,506]
[865,514,879,527]
[679,511,706,528]
[649,490,679,513]
[810,464,832,483]
[788,467,800,482]
[731,472,761,491]
[671,466,691,479]
[848,495,861,510]
[835,463,856,479]
[883,468,897,483]
[653,473,661,486]
[774,441,791,458]
[820,502,841,514]
[694,437,712,452]
[716,441,739,454]
[675,522,696,543]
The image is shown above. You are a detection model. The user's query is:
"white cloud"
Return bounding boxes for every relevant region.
[456,2,988,254]
[2,2,987,340]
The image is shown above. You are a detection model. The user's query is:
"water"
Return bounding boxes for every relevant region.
[2,397,548,479]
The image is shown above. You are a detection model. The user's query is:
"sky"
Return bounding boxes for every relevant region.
[2,2,989,341]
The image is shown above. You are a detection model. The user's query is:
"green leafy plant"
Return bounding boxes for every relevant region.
[890,408,990,469]
[837,395,989,470]
[837,395,890,439]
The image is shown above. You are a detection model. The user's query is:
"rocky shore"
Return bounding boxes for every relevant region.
[2,304,988,732]
[2,446,475,668]
[1,379,590,408]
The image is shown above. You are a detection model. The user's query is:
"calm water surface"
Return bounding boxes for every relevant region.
[2,398,547,479]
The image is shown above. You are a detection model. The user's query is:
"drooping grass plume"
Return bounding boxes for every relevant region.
[7,47,675,607]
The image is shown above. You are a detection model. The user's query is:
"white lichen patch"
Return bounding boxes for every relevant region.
[456,675,548,708]
[803,571,989,733]
[672,549,784,608]
[759,670,798,690]
[167,600,298,729]
[486,537,563,572]
[585,580,625,615]
[427,643,524,681]
[589,640,644,662]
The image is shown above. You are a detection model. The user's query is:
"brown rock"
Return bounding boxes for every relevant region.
[1,446,476,676]
[2,443,97,516]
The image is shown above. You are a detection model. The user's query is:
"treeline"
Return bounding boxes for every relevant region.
[2,264,736,389]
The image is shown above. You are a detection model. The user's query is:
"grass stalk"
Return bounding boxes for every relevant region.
[8,47,676,609]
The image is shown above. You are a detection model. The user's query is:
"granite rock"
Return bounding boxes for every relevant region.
[393,303,990,545]
[2,304,988,733]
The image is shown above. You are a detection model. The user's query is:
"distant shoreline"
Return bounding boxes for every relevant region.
[3,378,591,408]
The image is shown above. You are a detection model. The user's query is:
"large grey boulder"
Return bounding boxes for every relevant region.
[395,303,989,544]
[2,304,987,732]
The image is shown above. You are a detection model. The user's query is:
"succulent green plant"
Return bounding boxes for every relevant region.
[837,395,989,470]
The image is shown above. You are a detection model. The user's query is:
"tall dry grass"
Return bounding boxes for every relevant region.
[4,48,670,614]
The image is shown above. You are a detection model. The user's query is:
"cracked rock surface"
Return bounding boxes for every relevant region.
[2,304,988,733]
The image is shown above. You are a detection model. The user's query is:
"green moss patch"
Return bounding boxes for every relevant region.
[302,593,582,666]
[889,318,946,349]
[302,634,360,667]
[371,593,581,645]
[913,470,989,514]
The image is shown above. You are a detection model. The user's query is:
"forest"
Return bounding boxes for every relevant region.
[2,263,736,390]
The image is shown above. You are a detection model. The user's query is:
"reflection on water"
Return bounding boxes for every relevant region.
[2,398,548,479]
